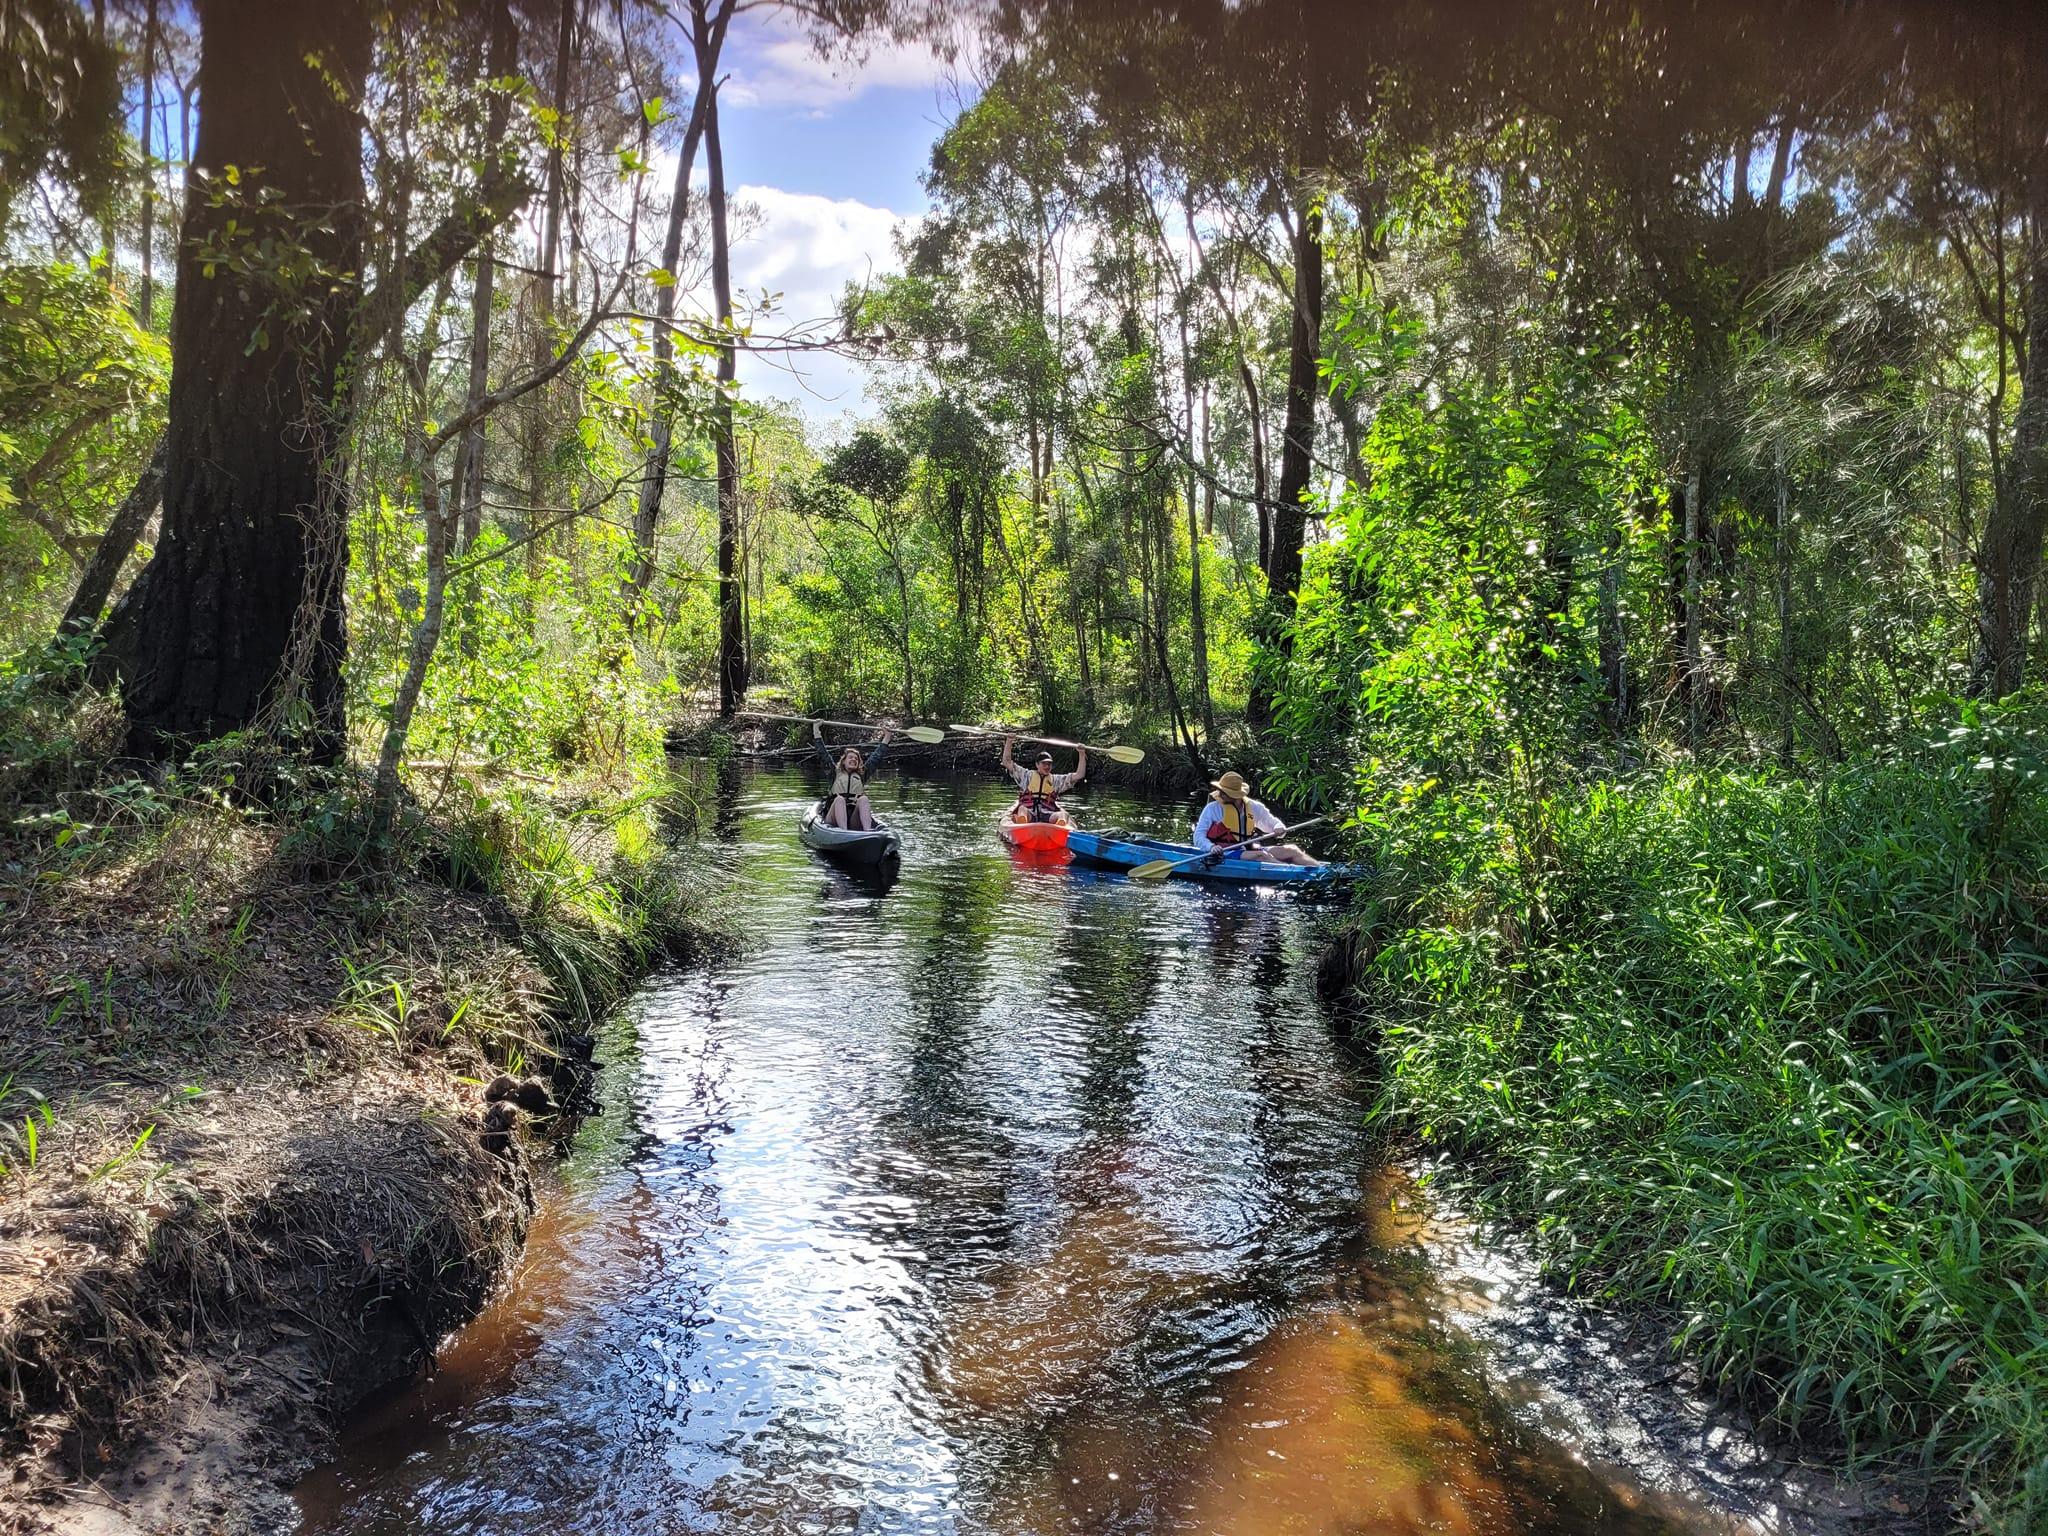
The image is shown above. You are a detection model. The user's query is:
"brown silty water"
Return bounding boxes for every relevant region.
[294,762,1876,1535]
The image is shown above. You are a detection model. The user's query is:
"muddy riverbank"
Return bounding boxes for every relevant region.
[0,775,712,1536]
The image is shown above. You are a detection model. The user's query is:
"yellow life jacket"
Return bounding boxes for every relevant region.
[1020,768,1060,813]
[1210,795,1253,844]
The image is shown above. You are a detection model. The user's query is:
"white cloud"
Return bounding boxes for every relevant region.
[726,184,915,423]
[723,11,955,114]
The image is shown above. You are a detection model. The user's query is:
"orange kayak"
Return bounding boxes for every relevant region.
[998,817,1072,855]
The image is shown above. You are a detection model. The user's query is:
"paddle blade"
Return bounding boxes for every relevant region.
[1102,744,1146,765]
[901,725,947,744]
[1128,858,1176,881]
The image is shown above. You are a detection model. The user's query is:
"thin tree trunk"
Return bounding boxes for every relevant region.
[60,440,165,639]
[372,445,455,834]
[1596,508,1628,730]
[1248,181,1323,729]
[626,47,719,603]
[1775,440,1794,764]
[1682,457,1705,739]
[137,0,158,325]
[451,7,517,555]
[698,10,744,716]
[454,246,496,552]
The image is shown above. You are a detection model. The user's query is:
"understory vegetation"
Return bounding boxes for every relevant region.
[1336,701,2048,1522]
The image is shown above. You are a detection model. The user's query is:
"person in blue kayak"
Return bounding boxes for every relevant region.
[814,721,897,830]
[1191,771,1322,866]
[1001,736,1087,826]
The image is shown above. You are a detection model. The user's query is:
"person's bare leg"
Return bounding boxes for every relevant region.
[828,797,849,828]
[856,794,875,830]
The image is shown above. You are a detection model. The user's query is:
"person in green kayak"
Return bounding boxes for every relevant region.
[1002,736,1087,826]
[1191,771,1322,866]
[814,721,897,831]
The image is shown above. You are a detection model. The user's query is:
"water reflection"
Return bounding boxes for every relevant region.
[296,765,1727,1536]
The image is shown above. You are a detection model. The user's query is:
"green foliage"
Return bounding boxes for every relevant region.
[0,262,169,632]
[0,0,124,224]
[1364,698,2048,1528]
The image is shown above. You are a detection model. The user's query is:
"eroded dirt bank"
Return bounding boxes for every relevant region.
[0,806,632,1536]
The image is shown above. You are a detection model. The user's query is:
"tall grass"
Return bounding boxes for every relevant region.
[1367,697,2047,1529]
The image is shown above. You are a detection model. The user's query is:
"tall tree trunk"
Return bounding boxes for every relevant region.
[137,0,157,325]
[1180,262,1213,742]
[1681,458,1705,739]
[698,21,745,717]
[1596,507,1629,730]
[1775,440,1795,763]
[101,0,369,758]
[1974,143,2048,698]
[520,0,577,576]
[454,246,496,552]
[1247,185,1323,729]
[452,10,518,556]
[626,42,720,604]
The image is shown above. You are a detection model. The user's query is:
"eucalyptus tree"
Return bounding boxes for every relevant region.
[90,0,539,759]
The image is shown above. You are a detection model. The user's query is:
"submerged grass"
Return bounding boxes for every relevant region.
[1360,697,2047,1529]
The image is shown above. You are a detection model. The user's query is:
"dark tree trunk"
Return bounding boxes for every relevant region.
[1975,142,2048,698]
[1247,186,1323,729]
[137,0,158,326]
[102,0,369,759]
[701,41,745,716]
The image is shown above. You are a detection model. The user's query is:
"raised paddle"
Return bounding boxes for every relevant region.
[741,710,947,745]
[1128,816,1330,881]
[948,724,1146,766]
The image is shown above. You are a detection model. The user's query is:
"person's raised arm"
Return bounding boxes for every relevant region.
[863,733,890,772]
[1001,735,1017,774]
[1074,747,1088,782]
[813,721,835,770]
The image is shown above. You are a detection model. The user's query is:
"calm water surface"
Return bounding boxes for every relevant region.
[295,761,1718,1535]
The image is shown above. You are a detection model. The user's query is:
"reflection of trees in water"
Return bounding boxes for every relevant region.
[866,852,1028,1287]
[1044,897,1163,1143]
[711,754,744,840]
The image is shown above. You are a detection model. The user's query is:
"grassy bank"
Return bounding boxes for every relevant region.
[1344,698,2046,1530]
[0,660,726,1531]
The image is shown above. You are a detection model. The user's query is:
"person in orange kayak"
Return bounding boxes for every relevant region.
[814,721,897,830]
[1190,771,1322,866]
[1001,736,1087,825]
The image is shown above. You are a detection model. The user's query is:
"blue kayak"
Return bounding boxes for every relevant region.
[1066,830,1361,886]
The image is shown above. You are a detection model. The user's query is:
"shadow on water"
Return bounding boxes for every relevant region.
[293,762,1828,1536]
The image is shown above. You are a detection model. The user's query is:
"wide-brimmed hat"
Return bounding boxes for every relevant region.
[1211,770,1251,798]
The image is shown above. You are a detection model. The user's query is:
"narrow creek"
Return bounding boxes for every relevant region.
[294,761,1850,1535]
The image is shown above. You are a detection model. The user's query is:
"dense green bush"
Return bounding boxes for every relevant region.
[1367,696,2047,1527]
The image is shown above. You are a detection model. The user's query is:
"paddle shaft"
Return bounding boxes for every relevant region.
[950,724,1145,764]
[1131,815,1330,880]
[742,711,944,743]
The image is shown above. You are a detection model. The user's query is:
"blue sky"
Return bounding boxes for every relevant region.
[710,11,972,428]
